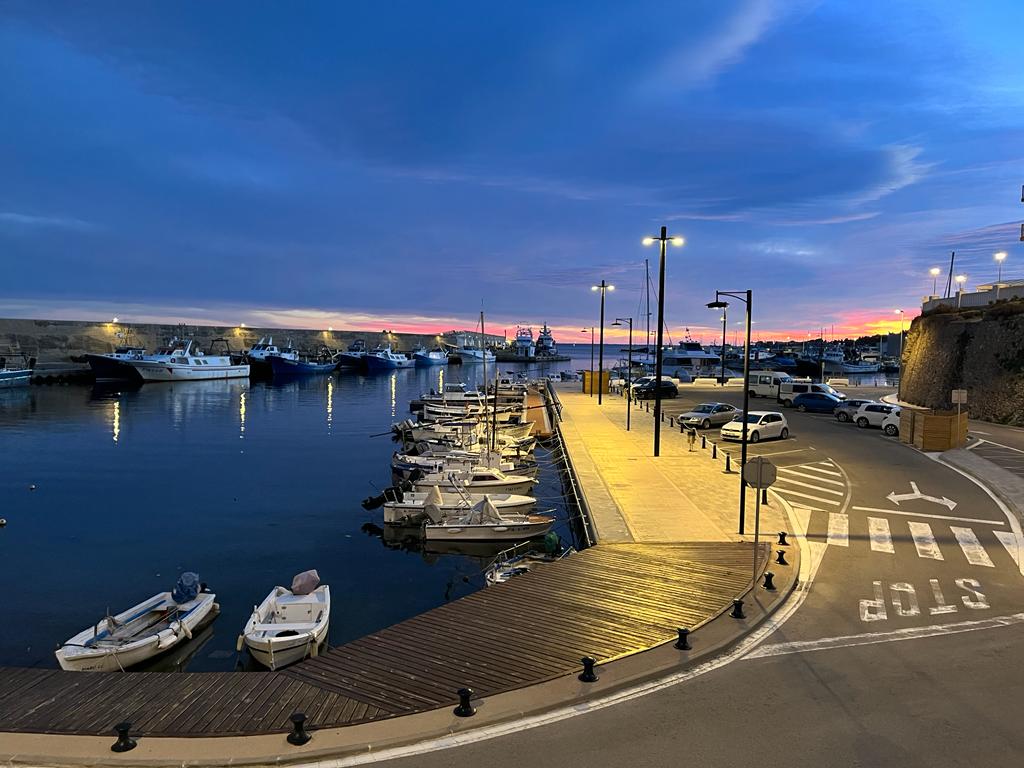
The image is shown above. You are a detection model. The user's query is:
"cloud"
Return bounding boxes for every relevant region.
[0,211,95,231]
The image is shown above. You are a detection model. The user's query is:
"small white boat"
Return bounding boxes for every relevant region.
[383,485,537,524]
[55,573,217,672]
[413,467,537,495]
[241,570,330,670]
[392,451,539,479]
[424,497,554,541]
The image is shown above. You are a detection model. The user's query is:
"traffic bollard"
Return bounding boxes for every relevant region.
[778,531,789,546]
[712,443,717,459]
[579,656,599,683]
[453,688,476,717]
[724,454,732,473]
[701,435,707,449]
[674,628,692,650]
[761,488,769,505]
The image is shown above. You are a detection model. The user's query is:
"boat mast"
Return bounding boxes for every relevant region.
[480,309,489,451]
[645,258,651,353]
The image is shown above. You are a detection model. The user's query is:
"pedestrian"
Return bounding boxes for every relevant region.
[687,427,697,451]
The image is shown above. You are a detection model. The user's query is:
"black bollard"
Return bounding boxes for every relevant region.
[724,453,732,473]
[579,656,599,683]
[763,571,776,591]
[777,531,789,546]
[712,443,717,459]
[287,712,312,746]
[111,722,137,753]
[701,434,707,449]
[669,416,674,427]
[453,688,476,717]
[674,628,692,650]
[680,420,684,433]
[776,549,789,566]
[730,598,746,619]
[761,488,769,505]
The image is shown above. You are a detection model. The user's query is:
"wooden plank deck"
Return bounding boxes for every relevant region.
[0,542,759,737]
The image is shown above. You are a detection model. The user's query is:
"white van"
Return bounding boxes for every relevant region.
[778,381,847,407]
[747,371,793,399]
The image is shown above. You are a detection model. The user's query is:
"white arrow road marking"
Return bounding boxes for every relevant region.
[951,527,994,567]
[868,517,895,553]
[827,512,849,547]
[886,481,957,510]
[908,521,943,560]
[852,507,1005,526]
[994,530,1023,568]
[745,613,1024,659]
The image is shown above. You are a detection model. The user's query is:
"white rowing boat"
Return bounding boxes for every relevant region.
[241,570,330,670]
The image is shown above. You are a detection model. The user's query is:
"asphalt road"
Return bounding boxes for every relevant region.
[385,383,1024,768]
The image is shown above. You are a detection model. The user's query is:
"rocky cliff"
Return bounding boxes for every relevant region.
[901,299,1024,425]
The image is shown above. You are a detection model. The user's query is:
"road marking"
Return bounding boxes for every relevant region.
[745,613,1024,659]
[795,464,842,478]
[887,481,957,510]
[777,488,842,506]
[776,468,845,486]
[907,521,943,560]
[851,506,1007,526]
[974,438,1024,454]
[950,526,994,567]
[994,530,1022,568]
[868,517,894,553]
[827,512,849,546]
[772,477,844,495]
[742,447,812,458]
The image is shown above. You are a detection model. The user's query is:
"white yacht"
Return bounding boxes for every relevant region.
[458,346,496,364]
[412,467,537,496]
[123,339,249,382]
[382,485,537,524]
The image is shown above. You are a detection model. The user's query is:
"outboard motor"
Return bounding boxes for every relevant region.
[172,571,201,604]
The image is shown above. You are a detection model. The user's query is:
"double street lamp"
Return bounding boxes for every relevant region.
[591,280,615,405]
[642,227,684,457]
[612,316,633,430]
[707,289,753,535]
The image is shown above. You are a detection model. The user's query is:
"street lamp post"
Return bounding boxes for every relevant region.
[643,227,684,457]
[591,281,615,405]
[994,252,1008,300]
[894,309,905,400]
[612,317,633,430]
[929,267,941,297]
[955,275,968,308]
[708,289,753,535]
[718,307,728,385]
[582,328,594,396]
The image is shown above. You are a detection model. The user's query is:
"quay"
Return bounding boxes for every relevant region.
[0,384,797,764]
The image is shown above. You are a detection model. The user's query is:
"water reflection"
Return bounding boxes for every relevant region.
[389,372,397,417]
[239,390,246,440]
[326,377,334,434]
[111,401,120,444]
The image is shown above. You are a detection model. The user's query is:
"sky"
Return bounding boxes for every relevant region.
[2,1,1023,344]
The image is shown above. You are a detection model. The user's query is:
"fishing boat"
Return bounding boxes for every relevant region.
[121,339,249,381]
[268,353,337,376]
[336,339,368,368]
[84,346,148,381]
[458,346,496,364]
[240,570,330,670]
[412,346,449,366]
[364,344,415,371]
[245,337,299,377]
[412,467,537,495]
[423,497,554,541]
[382,484,537,524]
[55,573,217,672]
[0,363,32,388]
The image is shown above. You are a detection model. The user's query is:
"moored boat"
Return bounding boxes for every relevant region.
[268,353,337,376]
[84,346,148,381]
[364,344,415,371]
[55,573,217,672]
[382,485,537,524]
[336,339,368,368]
[0,365,33,388]
[412,467,537,495]
[245,337,299,377]
[423,497,554,541]
[122,339,249,382]
[413,346,449,366]
[241,570,330,670]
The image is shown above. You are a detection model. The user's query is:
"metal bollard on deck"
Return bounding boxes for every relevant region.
[724,453,732,473]
[454,688,476,717]
[761,488,769,505]
[111,722,136,753]
[776,549,789,566]
[712,442,717,459]
[763,572,776,591]
[778,531,789,546]
[730,598,745,619]
[701,434,707,449]
[579,656,599,683]
[287,712,312,746]
[669,416,674,427]
[674,628,692,650]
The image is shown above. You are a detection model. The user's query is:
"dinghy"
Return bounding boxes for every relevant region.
[241,570,330,670]
[55,572,217,672]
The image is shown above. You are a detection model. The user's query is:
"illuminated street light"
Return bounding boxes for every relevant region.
[994,252,1008,300]
[611,317,633,430]
[591,281,615,405]
[955,274,968,308]
[642,227,685,457]
[929,267,941,296]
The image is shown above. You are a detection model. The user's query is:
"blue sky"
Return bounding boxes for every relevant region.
[2,1,1022,340]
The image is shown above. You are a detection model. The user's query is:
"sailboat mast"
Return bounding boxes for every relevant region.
[480,309,489,449]
[645,258,651,352]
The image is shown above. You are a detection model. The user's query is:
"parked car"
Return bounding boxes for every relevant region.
[834,399,878,423]
[720,411,790,443]
[633,380,678,400]
[792,392,843,413]
[854,402,899,428]
[778,381,847,407]
[679,402,739,429]
[881,409,901,436]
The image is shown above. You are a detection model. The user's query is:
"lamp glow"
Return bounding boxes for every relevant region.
[995,251,1008,263]
[929,267,940,276]
[671,237,684,246]
[642,237,655,246]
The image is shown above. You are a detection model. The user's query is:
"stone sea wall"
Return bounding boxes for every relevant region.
[0,318,491,364]
[901,299,1024,425]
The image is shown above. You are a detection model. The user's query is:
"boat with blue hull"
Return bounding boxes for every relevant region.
[0,366,32,388]
[413,347,448,366]
[365,345,415,371]
[268,354,337,376]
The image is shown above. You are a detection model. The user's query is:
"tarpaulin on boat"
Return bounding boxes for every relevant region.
[172,571,201,603]
[291,569,320,596]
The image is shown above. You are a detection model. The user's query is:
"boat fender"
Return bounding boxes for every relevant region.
[310,641,319,658]
[236,634,245,653]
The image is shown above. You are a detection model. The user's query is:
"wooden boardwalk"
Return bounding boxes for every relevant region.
[0,543,759,737]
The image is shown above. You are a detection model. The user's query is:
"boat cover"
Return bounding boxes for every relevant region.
[172,571,201,604]
[291,569,320,595]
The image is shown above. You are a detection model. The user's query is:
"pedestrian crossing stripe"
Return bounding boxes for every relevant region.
[793,464,842,478]
[776,468,845,486]
[773,477,844,495]
[827,512,849,547]
[950,527,994,567]
[907,521,943,560]
[776,488,842,506]
[993,530,1022,568]
[868,517,895,553]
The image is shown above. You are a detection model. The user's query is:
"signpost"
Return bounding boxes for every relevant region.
[743,456,777,587]
[952,389,967,419]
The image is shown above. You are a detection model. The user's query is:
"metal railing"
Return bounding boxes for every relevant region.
[543,380,593,548]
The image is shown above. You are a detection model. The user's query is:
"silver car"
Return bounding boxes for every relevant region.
[679,402,739,429]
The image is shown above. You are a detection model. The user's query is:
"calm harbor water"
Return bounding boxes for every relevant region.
[0,359,578,671]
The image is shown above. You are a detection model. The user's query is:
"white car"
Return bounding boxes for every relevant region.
[720,411,790,443]
[881,409,901,436]
[854,403,899,429]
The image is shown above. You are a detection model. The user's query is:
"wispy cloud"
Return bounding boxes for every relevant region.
[0,211,95,231]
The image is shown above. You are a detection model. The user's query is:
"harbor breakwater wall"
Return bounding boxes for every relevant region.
[0,318,472,364]
[901,299,1024,425]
